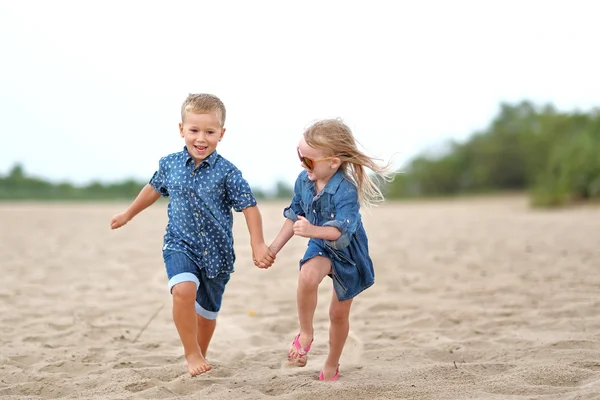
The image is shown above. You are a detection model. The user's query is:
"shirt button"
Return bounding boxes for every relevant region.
[201,231,205,236]
[204,250,208,255]
[194,213,199,217]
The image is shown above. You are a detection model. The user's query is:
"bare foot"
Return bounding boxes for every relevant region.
[185,352,211,376]
[287,333,313,367]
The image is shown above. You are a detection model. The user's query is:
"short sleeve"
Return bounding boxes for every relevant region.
[283,173,305,222]
[149,157,169,197]
[324,185,361,250]
[225,169,257,212]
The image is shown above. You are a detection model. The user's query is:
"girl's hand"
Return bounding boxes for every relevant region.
[252,242,275,269]
[293,215,315,238]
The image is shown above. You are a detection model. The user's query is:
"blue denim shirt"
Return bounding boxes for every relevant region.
[283,170,375,301]
[149,148,257,278]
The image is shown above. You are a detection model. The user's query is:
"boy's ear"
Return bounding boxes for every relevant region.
[179,123,184,138]
[219,128,226,141]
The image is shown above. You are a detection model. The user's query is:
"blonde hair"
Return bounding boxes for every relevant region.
[181,93,226,126]
[303,118,395,207]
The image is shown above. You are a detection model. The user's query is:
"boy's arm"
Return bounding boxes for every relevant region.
[110,184,161,229]
[241,205,275,268]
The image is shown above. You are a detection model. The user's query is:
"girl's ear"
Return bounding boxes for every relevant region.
[331,157,342,169]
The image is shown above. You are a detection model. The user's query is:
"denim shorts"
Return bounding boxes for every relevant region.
[163,250,230,320]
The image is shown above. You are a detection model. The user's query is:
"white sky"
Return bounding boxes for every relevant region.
[1,0,599,191]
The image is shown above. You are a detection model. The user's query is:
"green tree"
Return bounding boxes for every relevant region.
[385,101,600,207]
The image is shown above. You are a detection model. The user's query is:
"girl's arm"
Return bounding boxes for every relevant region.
[293,184,360,249]
[292,215,342,241]
[273,172,307,254]
[269,218,295,255]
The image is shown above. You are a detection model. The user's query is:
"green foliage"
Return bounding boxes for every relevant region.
[530,125,600,206]
[0,164,295,202]
[274,181,294,199]
[5,100,599,208]
[385,101,600,207]
[0,166,147,200]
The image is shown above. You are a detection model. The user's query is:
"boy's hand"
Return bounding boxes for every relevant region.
[252,243,275,269]
[110,212,131,229]
[293,216,314,238]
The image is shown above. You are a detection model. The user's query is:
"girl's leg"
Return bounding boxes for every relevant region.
[172,282,211,376]
[322,290,353,380]
[289,256,331,362]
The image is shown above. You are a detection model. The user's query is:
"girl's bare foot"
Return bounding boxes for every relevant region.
[185,351,211,376]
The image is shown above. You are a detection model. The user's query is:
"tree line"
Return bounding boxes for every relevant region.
[0,164,293,201]
[384,101,600,207]
[2,100,599,207]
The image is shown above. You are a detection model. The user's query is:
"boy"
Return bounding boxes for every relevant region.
[110,93,275,376]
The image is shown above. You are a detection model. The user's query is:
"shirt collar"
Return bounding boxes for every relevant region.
[323,169,346,194]
[183,146,218,168]
[302,169,346,195]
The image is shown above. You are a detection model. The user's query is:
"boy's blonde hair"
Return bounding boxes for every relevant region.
[303,118,395,208]
[181,93,226,127]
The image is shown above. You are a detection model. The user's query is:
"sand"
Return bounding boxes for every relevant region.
[1,196,600,400]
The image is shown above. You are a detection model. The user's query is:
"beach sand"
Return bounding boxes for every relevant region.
[1,196,600,399]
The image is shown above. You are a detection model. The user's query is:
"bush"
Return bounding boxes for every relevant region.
[384,101,600,208]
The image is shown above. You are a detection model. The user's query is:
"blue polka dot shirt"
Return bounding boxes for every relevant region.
[149,147,257,278]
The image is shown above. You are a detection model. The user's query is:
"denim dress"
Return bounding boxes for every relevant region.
[283,170,375,301]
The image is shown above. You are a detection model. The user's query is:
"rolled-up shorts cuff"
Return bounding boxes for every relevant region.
[163,250,229,320]
[195,302,219,320]
[168,272,199,293]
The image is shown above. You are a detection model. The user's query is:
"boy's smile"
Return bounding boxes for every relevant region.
[193,144,209,156]
[179,112,225,166]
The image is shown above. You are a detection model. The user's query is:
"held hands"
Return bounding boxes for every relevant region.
[252,242,276,269]
[110,212,131,229]
[293,215,315,238]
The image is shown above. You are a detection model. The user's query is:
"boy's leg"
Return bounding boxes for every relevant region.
[194,268,230,360]
[289,256,331,363]
[322,290,353,380]
[196,315,216,358]
[165,251,210,376]
[172,282,210,375]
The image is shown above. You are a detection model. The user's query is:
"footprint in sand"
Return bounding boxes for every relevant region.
[7,354,39,368]
[125,380,155,393]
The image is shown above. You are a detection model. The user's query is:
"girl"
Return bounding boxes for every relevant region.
[267,118,394,381]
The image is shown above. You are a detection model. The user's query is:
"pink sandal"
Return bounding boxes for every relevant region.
[288,333,313,366]
[319,365,339,381]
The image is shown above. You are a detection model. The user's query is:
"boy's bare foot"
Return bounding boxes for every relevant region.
[185,352,211,376]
